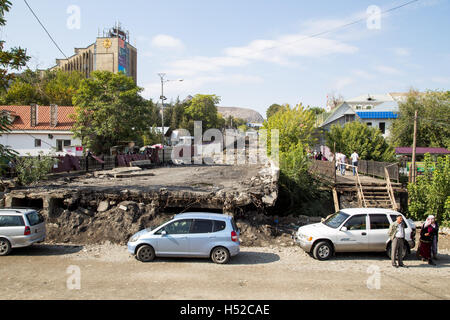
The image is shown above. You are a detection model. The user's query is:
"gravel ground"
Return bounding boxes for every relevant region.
[1,238,449,300]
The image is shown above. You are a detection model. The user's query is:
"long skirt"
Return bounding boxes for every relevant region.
[418,240,432,260]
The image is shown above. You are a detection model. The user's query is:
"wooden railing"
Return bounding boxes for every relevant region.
[384,167,398,210]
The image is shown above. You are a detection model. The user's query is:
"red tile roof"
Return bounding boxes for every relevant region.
[0,105,76,131]
[395,147,450,155]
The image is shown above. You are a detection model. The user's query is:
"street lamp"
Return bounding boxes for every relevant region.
[157,73,183,163]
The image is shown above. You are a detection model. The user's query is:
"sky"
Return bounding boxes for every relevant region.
[2,0,450,118]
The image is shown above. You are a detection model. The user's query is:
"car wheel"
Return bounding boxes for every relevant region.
[386,242,407,260]
[312,241,333,260]
[136,245,155,262]
[0,238,11,256]
[211,247,230,264]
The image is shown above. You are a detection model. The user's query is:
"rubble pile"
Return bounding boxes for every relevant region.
[2,163,284,245]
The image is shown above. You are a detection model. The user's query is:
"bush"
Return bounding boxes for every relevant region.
[407,154,450,223]
[15,154,57,185]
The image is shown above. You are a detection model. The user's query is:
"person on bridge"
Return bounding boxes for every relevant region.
[340,153,347,175]
[351,151,359,176]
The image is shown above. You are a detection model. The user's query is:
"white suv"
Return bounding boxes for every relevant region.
[295,208,416,260]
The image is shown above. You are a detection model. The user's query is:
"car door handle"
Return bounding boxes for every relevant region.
[362,232,367,236]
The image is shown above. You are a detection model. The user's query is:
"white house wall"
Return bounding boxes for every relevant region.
[0,132,82,156]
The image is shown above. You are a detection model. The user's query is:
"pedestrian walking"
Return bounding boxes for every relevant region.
[340,153,347,175]
[418,215,438,266]
[388,214,407,268]
[351,151,359,176]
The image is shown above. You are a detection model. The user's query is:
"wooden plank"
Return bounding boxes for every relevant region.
[332,187,339,212]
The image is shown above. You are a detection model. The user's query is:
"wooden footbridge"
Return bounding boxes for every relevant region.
[309,159,406,211]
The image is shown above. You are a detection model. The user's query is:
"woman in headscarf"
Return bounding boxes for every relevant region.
[418,215,439,265]
[429,215,439,259]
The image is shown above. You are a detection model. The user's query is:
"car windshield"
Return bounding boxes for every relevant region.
[323,212,350,229]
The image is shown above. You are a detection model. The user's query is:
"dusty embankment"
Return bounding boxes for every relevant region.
[1,164,288,245]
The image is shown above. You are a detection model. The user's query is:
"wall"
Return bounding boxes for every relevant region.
[0,132,82,156]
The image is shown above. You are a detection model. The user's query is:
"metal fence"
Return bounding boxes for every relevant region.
[309,159,399,183]
[357,160,399,182]
[309,159,336,183]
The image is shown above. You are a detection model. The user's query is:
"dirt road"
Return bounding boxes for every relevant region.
[1,242,449,300]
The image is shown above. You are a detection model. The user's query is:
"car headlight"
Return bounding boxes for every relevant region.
[129,234,140,242]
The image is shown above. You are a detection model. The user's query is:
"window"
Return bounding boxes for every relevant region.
[34,139,41,147]
[25,211,44,226]
[56,139,72,151]
[213,220,226,232]
[0,215,25,227]
[379,122,386,134]
[344,215,367,230]
[365,105,373,110]
[161,219,192,235]
[366,122,372,127]
[369,214,390,230]
[390,215,408,228]
[191,219,213,233]
[323,212,350,229]
[356,105,362,110]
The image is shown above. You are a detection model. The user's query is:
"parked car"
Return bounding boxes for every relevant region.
[127,212,240,264]
[295,208,416,260]
[0,209,46,256]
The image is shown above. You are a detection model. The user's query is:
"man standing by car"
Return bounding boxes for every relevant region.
[388,215,407,268]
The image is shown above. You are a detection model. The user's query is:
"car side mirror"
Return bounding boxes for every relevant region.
[341,226,348,232]
[161,230,167,236]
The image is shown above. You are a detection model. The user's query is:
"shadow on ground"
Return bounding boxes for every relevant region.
[152,251,280,265]
[333,250,450,268]
[8,244,83,256]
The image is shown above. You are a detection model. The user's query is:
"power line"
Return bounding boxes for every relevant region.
[23,0,68,59]
[229,0,420,59]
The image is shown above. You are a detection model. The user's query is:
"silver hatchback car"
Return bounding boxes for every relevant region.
[128,212,240,264]
[0,208,46,256]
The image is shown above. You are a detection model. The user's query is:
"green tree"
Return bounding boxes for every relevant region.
[180,94,222,134]
[408,154,450,224]
[262,104,322,214]
[266,103,286,119]
[263,104,317,155]
[2,69,84,105]
[326,121,395,161]
[15,153,57,185]
[390,90,450,149]
[0,0,30,92]
[71,71,152,154]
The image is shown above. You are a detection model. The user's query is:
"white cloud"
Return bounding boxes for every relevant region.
[333,77,354,90]
[151,34,184,49]
[142,74,263,100]
[374,65,402,75]
[393,47,410,57]
[164,31,358,78]
[431,76,450,85]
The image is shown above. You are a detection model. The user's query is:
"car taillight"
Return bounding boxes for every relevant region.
[24,226,31,235]
[231,230,238,242]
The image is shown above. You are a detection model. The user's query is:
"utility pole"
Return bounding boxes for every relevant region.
[158,73,166,164]
[411,110,418,183]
